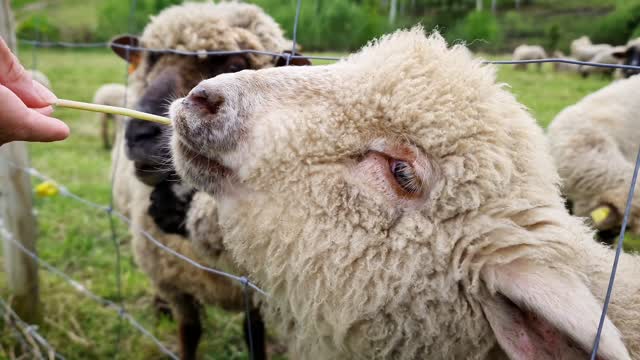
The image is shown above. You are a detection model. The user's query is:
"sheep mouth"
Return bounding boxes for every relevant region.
[133,162,172,186]
[175,139,232,181]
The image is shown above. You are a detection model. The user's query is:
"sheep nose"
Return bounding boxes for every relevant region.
[187,86,224,116]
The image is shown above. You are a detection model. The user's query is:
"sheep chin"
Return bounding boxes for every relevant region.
[171,136,232,196]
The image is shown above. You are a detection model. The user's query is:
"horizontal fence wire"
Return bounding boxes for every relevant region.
[0,159,268,297]
[0,297,66,360]
[18,39,343,61]
[0,219,178,360]
[18,38,640,71]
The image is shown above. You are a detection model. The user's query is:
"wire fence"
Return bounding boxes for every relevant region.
[0,296,65,360]
[3,0,640,359]
[0,218,178,360]
[19,39,640,71]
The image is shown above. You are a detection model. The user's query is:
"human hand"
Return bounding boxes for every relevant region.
[0,37,69,145]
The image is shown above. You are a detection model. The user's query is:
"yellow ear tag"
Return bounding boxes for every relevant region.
[35,181,59,198]
[590,206,611,225]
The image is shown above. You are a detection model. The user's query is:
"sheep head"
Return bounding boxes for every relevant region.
[170,28,630,359]
[109,2,308,186]
[612,44,640,78]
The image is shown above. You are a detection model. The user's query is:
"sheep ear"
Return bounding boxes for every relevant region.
[612,47,631,60]
[275,50,312,67]
[110,35,142,72]
[481,261,630,360]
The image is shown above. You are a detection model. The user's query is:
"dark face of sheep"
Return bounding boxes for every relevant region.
[169,30,630,359]
[111,35,309,186]
[111,36,252,185]
[614,45,640,78]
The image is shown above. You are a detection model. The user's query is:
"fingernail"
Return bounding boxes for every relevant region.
[33,80,57,104]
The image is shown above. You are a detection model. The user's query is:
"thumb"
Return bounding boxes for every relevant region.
[0,85,69,145]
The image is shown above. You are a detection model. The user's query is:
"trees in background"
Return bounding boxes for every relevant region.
[14,0,640,53]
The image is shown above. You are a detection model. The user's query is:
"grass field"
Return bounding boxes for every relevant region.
[0,47,637,359]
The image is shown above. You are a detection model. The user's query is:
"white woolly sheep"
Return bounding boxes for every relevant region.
[548,75,640,244]
[27,69,50,89]
[570,35,613,62]
[512,44,547,70]
[578,46,626,78]
[108,2,307,359]
[169,27,640,359]
[606,38,640,79]
[551,51,580,73]
[92,83,126,149]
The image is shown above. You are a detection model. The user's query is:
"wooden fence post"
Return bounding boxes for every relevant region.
[0,0,41,324]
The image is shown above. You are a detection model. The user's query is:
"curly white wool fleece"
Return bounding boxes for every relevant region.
[548,75,640,233]
[175,28,640,359]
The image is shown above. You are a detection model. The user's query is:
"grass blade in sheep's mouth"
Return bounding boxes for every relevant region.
[53,99,172,126]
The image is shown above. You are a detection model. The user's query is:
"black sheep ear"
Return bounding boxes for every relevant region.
[110,35,142,72]
[275,50,312,67]
[612,46,632,60]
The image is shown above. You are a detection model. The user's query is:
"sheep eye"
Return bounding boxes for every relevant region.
[227,63,246,73]
[390,160,421,193]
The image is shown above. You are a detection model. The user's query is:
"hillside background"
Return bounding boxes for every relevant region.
[12,0,640,52]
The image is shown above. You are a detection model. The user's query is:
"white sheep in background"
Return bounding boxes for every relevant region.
[548,75,640,244]
[609,38,640,79]
[169,27,639,359]
[578,46,626,78]
[570,35,613,62]
[512,44,547,70]
[552,50,580,73]
[92,83,126,149]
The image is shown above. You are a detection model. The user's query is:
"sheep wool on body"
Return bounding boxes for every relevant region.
[170,27,639,359]
[548,75,640,235]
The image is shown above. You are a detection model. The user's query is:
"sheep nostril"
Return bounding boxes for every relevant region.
[188,87,224,116]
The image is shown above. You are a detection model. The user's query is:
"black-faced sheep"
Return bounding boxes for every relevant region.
[169,27,640,359]
[109,2,307,359]
[548,75,640,244]
[92,83,126,149]
[578,46,626,78]
[609,38,640,79]
[512,44,547,70]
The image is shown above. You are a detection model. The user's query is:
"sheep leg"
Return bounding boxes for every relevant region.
[243,306,266,360]
[172,293,202,360]
[152,294,173,318]
[102,115,111,149]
